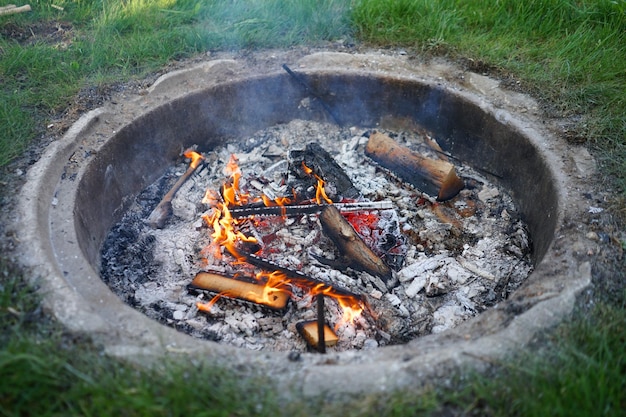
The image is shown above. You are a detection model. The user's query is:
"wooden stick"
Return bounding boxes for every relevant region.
[147,156,204,229]
[189,272,290,310]
[365,131,464,201]
[282,64,341,125]
[0,4,30,15]
[319,205,393,283]
[317,294,326,353]
[229,200,394,219]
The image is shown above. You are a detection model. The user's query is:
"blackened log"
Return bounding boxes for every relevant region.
[319,205,394,285]
[365,131,464,201]
[229,200,393,219]
[290,143,360,200]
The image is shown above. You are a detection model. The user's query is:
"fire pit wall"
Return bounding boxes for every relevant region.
[76,72,557,268]
[21,53,594,398]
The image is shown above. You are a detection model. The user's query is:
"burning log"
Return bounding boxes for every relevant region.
[365,131,464,201]
[242,252,363,301]
[318,205,395,286]
[147,151,205,229]
[189,272,290,311]
[290,143,360,200]
[296,321,338,351]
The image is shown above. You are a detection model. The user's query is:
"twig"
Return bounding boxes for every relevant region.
[0,4,31,15]
[146,155,205,229]
[317,294,326,353]
[282,64,341,125]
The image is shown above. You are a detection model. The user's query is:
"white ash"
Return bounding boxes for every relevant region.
[101,119,533,353]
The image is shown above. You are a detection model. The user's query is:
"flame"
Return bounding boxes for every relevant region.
[183,149,205,169]
[221,155,254,206]
[255,270,365,327]
[301,162,332,204]
[335,296,364,329]
[261,194,292,207]
[200,154,365,331]
[196,294,225,312]
[299,281,365,328]
[255,270,293,297]
[204,205,256,261]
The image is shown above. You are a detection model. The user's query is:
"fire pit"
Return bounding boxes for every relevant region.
[16,51,593,398]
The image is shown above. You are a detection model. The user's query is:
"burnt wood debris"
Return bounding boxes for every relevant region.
[100,115,532,352]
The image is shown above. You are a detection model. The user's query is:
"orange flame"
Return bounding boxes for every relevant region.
[301,162,332,204]
[196,293,225,312]
[335,296,364,329]
[183,149,205,169]
[204,205,256,261]
[200,154,364,330]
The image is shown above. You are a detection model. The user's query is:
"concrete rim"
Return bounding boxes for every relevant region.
[15,51,594,398]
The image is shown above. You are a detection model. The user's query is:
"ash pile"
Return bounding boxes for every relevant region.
[101,119,533,353]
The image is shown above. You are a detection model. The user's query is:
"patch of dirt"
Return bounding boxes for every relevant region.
[0,20,75,49]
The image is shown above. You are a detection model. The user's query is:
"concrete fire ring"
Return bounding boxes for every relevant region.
[16,51,594,398]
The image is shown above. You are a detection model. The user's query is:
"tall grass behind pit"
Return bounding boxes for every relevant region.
[186,0,353,49]
[0,0,354,167]
[352,0,626,201]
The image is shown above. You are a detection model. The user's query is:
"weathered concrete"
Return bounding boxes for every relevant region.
[14,51,596,399]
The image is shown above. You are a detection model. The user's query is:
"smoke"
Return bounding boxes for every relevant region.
[189,0,354,49]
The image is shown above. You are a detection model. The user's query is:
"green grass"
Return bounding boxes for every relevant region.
[4,259,623,416]
[451,301,626,416]
[0,260,279,416]
[0,0,353,166]
[353,0,626,207]
[1,0,625,415]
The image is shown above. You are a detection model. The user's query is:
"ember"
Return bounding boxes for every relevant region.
[101,119,533,352]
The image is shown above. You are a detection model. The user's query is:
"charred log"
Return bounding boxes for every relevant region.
[290,143,360,200]
[318,205,395,286]
[241,251,363,301]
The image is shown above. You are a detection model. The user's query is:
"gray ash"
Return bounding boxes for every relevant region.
[100,120,533,352]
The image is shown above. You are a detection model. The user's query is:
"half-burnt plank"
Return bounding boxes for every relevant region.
[189,272,289,310]
[296,321,339,350]
[365,131,464,201]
